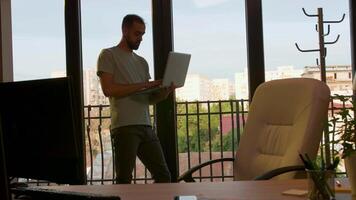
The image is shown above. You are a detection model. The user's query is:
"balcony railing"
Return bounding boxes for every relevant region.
[84,96,354,184]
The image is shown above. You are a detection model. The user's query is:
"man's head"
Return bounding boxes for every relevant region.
[121,14,146,50]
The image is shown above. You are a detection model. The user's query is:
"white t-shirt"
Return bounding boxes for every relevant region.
[97,46,151,129]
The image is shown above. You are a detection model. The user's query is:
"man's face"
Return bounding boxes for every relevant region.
[123,21,146,50]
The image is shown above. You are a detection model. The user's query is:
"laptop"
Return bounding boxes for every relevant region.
[134,51,191,95]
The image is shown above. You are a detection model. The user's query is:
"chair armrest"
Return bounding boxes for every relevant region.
[178,157,235,182]
[254,165,305,180]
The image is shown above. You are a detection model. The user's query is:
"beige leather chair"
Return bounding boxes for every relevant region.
[179,78,331,182]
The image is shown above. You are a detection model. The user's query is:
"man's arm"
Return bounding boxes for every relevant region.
[99,72,162,98]
[149,84,176,104]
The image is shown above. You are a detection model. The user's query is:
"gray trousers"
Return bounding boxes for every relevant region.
[111,125,171,184]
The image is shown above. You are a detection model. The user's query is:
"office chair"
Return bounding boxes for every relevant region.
[179,78,330,182]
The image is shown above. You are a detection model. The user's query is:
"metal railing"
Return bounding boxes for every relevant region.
[84,96,354,184]
[84,100,249,184]
[175,100,249,182]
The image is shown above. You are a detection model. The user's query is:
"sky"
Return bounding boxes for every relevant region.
[11,0,351,81]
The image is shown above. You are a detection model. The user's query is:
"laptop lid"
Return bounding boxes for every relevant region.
[162,52,191,88]
[133,51,191,95]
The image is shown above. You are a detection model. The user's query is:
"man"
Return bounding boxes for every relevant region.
[97,14,173,184]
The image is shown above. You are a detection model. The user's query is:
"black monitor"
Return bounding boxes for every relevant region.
[0,123,10,200]
[0,77,85,185]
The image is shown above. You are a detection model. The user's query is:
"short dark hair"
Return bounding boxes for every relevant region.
[122,14,145,29]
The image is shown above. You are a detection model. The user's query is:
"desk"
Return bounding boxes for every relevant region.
[40,179,353,200]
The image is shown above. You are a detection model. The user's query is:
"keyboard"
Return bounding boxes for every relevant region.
[11,187,121,200]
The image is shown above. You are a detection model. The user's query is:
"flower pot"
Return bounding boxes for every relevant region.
[344,152,356,196]
[306,169,335,200]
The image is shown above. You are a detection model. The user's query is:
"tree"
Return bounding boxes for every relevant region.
[176,101,238,153]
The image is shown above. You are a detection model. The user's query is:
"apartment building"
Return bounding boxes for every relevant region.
[51,68,108,105]
[302,65,353,95]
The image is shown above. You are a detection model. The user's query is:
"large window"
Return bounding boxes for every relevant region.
[173,0,247,182]
[81,1,153,106]
[11,1,65,81]
[173,0,247,101]
[262,0,351,96]
[263,0,351,175]
[81,1,153,184]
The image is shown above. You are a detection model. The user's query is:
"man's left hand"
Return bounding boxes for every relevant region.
[160,82,176,99]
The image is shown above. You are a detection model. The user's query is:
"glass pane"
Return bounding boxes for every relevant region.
[82,1,153,105]
[12,1,65,81]
[173,0,246,181]
[81,1,153,184]
[263,0,351,96]
[263,0,351,176]
[173,0,247,101]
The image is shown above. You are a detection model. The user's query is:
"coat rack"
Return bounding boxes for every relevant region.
[295,8,346,168]
[295,8,345,83]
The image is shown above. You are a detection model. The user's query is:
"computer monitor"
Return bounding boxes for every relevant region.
[0,77,85,185]
[0,123,10,200]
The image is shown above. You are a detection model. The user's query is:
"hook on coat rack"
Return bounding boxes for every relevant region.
[324,13,346,24]
[295,43,320,53]
[302,8,318,17]
[323,25,331,36]
[325,34,340,45]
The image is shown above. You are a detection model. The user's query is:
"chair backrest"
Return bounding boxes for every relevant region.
[234,78,330,180]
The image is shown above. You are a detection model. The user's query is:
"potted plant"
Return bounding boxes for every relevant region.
[299,154,339,200]
[329,95,356,195]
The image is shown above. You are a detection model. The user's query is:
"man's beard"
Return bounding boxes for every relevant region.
[126,38,140,50]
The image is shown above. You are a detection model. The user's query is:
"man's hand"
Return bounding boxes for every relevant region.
[145,80,162,89]
[159,82,176,98]
[99,72,163,98]
[149,82,176,104]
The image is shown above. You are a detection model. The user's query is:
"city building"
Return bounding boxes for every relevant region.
[176,74,211,101]
[234,71,249,100]
[234,66,303,99]
[301,65,353,95]
[51,68,108,105]
[265,66,304,81]
[176,74,235,101]
[50,65,354,105]
[211,78,235,100]
[53,70,237,104]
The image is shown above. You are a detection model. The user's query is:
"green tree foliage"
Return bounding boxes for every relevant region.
[176,101,241,153]
[211,130,236,152]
